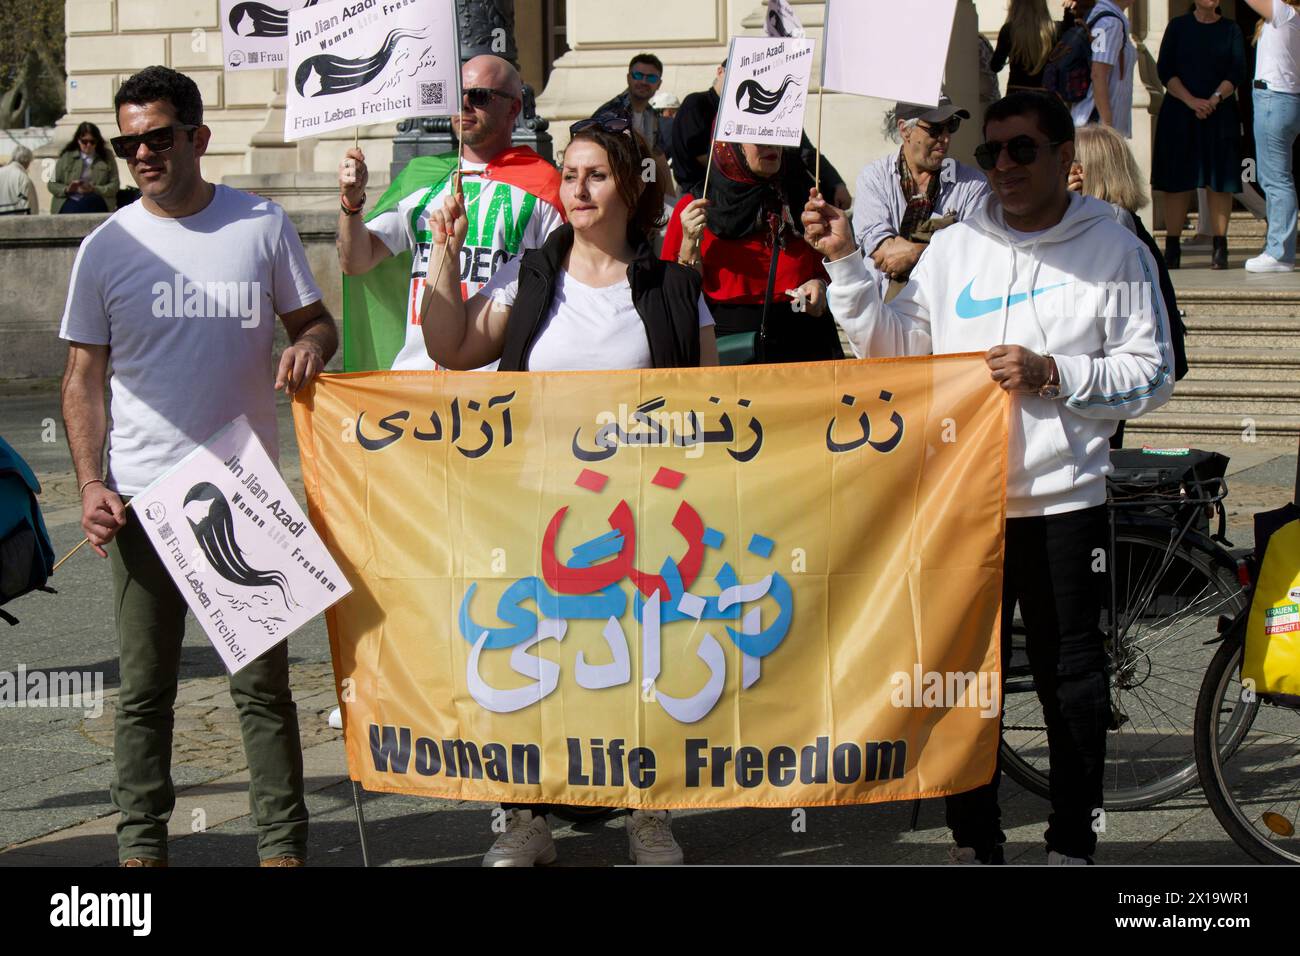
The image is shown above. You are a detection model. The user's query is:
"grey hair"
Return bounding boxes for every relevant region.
[9,145,33,167]
[882,108,917,144]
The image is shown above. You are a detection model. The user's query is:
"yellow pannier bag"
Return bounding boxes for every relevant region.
[1243,519,1300,698]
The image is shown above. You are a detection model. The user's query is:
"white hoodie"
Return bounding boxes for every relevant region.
[825,192,1175,518]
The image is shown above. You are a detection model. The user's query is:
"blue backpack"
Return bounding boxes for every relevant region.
[1042,10,1127,106]
[0,436,56,625]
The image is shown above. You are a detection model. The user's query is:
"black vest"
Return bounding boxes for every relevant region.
[498,224,703,372]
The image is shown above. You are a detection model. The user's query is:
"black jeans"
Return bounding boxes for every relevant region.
[945,505,1110,860]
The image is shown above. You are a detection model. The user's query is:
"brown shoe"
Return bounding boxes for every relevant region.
[120,857,167,867]
[259,856,305,867]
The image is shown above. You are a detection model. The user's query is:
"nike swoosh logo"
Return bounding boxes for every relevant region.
[954,279,1070,320]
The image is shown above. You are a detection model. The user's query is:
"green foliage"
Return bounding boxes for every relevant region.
[0,0,66,128]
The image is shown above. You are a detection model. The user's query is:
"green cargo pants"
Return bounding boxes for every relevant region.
[109,505,308,863]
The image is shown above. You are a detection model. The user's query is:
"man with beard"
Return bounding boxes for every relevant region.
[337,55,564,370]
[59,66,336,867]
[852,95,991,290]
[595,53,669,156]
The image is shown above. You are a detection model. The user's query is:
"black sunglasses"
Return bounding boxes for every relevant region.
[462,87,514,109]
[569,114,632,136]
[110,124,197,160]
[974,134,1065,171]
[916,117,962,137]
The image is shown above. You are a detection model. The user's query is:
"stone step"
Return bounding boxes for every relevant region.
[1182,346,1300,380]
[1166,379,1300,414]
[1124,410,1300,447]
[1182,315,1300,348]
[1176,288,1300,318]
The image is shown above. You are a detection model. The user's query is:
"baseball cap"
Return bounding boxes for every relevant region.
[895,93,971,125]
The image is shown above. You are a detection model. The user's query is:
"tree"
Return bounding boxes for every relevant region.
[0,0,66,128]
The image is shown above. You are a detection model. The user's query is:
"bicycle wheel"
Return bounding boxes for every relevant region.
[1195,638,1300,864]
[1002,527,1247,810]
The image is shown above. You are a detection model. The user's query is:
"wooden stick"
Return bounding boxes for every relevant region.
[815,86,824,194]
[702,141,716,200]
[52,499,134,572]
[354,126,359,150]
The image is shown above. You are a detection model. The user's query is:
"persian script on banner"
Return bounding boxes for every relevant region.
[284,0,461,141]
[220,0,318,72]
[294,356,1009,808]
[137,416,352,674]
[716,36,816,148]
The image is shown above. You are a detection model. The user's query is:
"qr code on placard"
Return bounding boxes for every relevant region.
[420,82,444,107]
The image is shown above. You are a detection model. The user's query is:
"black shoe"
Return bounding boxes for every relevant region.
[1164,235,1181,270]
[1211,236,1228,270]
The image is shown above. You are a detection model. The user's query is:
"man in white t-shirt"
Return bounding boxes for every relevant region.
[1072,0,1138,138]
[338,55,564,370]
[1245,0,1300,272]
[60,66,336,867]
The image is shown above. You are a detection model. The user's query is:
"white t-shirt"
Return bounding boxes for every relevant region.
[480,257,715,371]
[366,159,565,370]
[1072,1,1138,138]
[59,185,322,495]
[1257,0,1300,93]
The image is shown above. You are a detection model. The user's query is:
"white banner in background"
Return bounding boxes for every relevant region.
[136,416,351,674]
[715,36,815,148]
[284,0,461,141]
[220,0,318,72]
[821,0,957,106]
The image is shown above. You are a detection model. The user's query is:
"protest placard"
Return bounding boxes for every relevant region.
[821,0,957,106]
[135,416,351,674]
[220,0,317,72]
[284,0,461,141]
[715,36,816,148]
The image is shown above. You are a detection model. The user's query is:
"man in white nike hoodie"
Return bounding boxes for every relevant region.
[803,91,1174,865]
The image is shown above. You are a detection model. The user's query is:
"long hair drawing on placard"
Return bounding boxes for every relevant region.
[183,482,299,611]
[228,1,320,38]
[294,28,428,97]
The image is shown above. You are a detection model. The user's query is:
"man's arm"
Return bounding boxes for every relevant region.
[803,190,932,358]
[851,161,900,258]
[1091,61,1114,126]
[337,147,396,275]
[61,343,124,557]
[1054,246,1176,420]
[278,301,338,394]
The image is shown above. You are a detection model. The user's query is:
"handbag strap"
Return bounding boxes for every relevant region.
[758,212,783,344]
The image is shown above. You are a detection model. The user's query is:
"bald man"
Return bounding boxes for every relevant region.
[338,55,564,370]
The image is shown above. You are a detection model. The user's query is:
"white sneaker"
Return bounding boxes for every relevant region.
[1047,849,1092,865]
[627,810,684,865]
[327,706,343,729]
[1245,253,1295,273]
[482,810,556,867]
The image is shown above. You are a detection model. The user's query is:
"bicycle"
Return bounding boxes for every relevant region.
[1000,449,1250,810]
[1193,454,1300,865]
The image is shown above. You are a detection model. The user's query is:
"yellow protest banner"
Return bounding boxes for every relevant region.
[293,354,1008,808]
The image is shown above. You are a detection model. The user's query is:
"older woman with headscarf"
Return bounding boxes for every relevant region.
[662,140,844,364]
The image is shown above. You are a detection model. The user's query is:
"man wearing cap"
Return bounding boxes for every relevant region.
[852,95,991,288]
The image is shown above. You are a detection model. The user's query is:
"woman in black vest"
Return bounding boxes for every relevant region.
[421,116,719,373]
[419,116,716,867]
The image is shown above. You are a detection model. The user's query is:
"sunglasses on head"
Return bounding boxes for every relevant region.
[916,116,961,137]
[462,87,514,109]
[631,70,661,84]
[109,124,198,160]
[570,114,632,136]
[974,134,1065,171]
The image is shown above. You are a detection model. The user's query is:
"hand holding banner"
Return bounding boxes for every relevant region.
[284,0,461,141]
